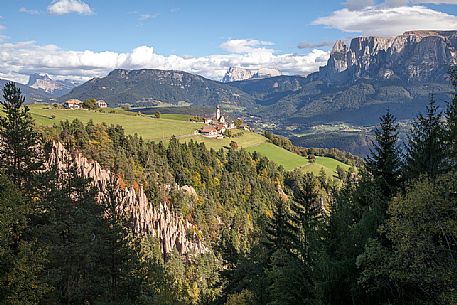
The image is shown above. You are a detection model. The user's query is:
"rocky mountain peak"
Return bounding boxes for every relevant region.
[27,73,79,96]
[221,67,253,83]
[320,30,457,83]
[221,66,281,82]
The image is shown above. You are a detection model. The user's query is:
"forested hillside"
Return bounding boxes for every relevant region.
[1,63,457,305]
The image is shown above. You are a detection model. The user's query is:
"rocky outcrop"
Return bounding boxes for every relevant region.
[28,73,78,96]
[222,67,281,82]
[48,141,206,257]
[319,30,457,84]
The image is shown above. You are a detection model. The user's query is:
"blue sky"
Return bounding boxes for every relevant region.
[0,0,456,82]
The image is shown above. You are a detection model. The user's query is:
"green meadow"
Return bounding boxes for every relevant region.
[24,104,350,174]
[246,143,350,175]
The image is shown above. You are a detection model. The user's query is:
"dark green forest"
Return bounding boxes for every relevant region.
[1,67,457,305]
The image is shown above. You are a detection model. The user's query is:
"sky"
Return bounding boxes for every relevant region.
[0,0,457,83]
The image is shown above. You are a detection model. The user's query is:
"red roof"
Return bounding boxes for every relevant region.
[200,126,217,133]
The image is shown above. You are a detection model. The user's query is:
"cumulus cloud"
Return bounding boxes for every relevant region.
[387,0,457,6]
[345,0,457,9]
[313,5,457,36]
[48,0,93,15]
[220,39,275,53]
[0,40,330,84]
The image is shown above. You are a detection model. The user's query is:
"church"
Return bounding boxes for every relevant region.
[199,106,235,138]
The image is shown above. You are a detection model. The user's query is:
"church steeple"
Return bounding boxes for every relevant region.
[216,105,221,121]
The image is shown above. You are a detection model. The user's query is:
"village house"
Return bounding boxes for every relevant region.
[199,105,236,138]
[63,99,82,109]
[96,100,108,108]
[199,125,219,138]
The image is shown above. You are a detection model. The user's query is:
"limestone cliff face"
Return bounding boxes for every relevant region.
[48,141,206,257]
[221,67,281,82]
[320,30,457,83]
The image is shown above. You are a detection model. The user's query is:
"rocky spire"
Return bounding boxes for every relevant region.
[48,141,206,257]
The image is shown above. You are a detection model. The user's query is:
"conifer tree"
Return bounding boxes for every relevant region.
[0,175,48,305]
[366,110,402,196]
[286,171,322,262]
[38,164,112,304]
[446,67,457,170]
[264,200,298,254]
[0,82,42,190]
[404,96,447,180]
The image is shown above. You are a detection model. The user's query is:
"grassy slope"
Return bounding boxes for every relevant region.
[29,105,205,142]
[246,143,350,175]
[25,105,349,174]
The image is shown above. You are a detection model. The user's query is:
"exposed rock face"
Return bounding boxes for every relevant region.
[222,67,254,83]
[319,30,457,84]
[222,67,281,82]
[48,141,206,257]
[28,73,79,96]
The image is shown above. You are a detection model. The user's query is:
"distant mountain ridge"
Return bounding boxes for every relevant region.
[61,69,255,108]
[221,67,281,82]
[28,73,79,97]
[0,78,52,102]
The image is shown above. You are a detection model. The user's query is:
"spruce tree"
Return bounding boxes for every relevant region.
[0,174,48,305]
[0,82,42,190]
[38,164,111,304]
[366,110,402,196]
[286,171,322,262]
[446,67,457,170]
[404,96,447,180]
[264,199,298,254]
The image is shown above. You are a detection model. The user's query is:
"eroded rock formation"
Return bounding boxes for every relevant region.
[48,141,206,257]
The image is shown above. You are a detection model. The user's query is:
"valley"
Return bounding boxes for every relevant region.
[1,1,457,303]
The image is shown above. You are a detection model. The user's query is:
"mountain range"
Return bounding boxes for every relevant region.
[2,30,456,154]
[28,73,80,97]
[221,67,282,82]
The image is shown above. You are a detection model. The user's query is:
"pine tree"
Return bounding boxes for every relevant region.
[0,174,48,305]
[264,200,298,254]
[404,96,447,180]
[38,164,111,304]
[0,82,42,190]
[286,171,322,261]
[446,67,457,170]
[366,110,402,196]
[285,171,323,304]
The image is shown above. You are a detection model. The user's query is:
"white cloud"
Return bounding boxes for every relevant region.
[314,5,457,36]
[0,40,330,83]
[391,0,457,5]
[19,7,41,15]
[48,0,93,15]
[345,0,457,9]
[220,39,275,53]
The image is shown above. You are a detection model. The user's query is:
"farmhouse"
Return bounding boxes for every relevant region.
[96,100,108,108]
[199,125,219,138]
[63,99,82,109]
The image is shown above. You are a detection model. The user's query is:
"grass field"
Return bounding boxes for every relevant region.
[28,105,205,142]
[159,113,193,121]
[246,143,350,175]
[22,104,350,175]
